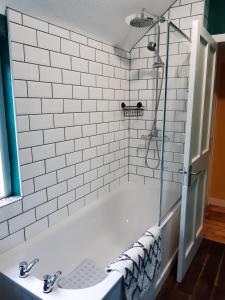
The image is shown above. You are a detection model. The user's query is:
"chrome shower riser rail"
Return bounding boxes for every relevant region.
[132,17,163,49]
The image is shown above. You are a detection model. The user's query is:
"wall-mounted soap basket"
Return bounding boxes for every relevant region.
[121,102,144,117]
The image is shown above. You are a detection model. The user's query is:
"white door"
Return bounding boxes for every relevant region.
[177,21,217,282]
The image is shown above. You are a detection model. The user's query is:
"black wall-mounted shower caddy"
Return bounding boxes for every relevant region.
[121,102,144,117]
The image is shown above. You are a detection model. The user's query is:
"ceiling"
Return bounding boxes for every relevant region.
[0,0,176,51]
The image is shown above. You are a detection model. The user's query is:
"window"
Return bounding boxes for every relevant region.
[0,14,21,201]
[0,57,11,199]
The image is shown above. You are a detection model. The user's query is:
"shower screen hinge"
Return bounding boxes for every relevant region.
[178,168,188,186]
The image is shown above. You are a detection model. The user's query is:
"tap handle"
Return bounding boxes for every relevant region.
[43,274,51,283]
[19,261,28,277]
[19,261,28,269]
[43,274,52,293]
[43,272,62,293]
[28,258,39,268]
[52,270,62,284]
[26,258,39,273]
[19,258,39,278]
[55,270,62,277]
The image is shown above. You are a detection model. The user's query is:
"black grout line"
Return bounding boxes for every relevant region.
[9,20,129,61]
[11,38,128,68]
[1,2,197,241]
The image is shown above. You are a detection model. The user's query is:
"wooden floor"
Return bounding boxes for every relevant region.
[204,205,225,244]
[156,239,225,300]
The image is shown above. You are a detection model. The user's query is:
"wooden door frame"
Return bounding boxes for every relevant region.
[177,21,217,282]
[206,35,225,208]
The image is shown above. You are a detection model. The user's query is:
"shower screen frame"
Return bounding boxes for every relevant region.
[159,21,191,226]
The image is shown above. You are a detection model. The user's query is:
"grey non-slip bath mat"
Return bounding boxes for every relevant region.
[58,259,107,289]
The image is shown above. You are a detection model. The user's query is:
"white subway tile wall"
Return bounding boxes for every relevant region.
[0,8,129,254]
[129,0,204,186]
[0,0,205,253]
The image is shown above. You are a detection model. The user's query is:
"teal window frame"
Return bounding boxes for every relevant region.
[0,55,11,198]
[0,14,22,200]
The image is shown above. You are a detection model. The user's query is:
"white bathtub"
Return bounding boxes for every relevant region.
[0,182,181,299]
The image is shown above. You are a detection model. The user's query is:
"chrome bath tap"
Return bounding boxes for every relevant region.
[19,258,39,278]
[43,270,62,293]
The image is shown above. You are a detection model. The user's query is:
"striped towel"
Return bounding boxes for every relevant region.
[106,226,161,300]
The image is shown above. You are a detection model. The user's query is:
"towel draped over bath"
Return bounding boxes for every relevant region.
[106,226,161,300]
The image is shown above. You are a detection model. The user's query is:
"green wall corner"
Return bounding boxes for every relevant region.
[208,0,225,35]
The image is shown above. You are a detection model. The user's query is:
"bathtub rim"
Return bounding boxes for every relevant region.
[0,184,181,300]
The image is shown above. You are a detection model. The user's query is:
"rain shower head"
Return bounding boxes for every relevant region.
[130,16,153,28]
[129,8,166,28]
[130,9,154,28]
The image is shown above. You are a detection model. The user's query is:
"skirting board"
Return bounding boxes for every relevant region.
[212,34,225,43]
[208,197,225,208]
